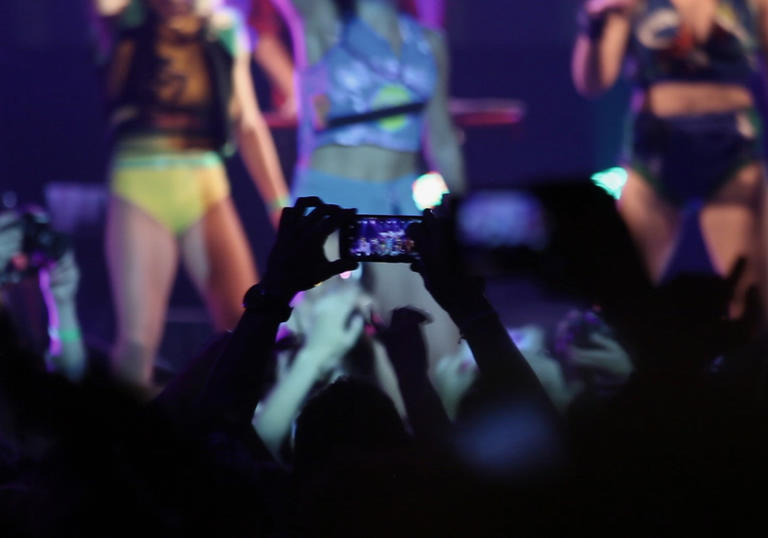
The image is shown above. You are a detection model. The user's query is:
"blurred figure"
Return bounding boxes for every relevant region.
[273,0,466,365]
[228,0,445,115]
[94,0,289,388]
[572,0,768,315]
[0,210,86,381]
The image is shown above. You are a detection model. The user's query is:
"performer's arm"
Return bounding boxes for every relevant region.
[756,0,768,54]
[233,51,291,227]
[271,0,339,67]
[423,30,467,195]
[254,34,298,115]
[571,0,635,97]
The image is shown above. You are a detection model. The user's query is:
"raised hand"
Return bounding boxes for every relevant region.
[407,207,486,319]
[260,197,359,303]
[301,285,366,376]
[377,307,452,439]
[40,250,80,305]
[569,332,633,385]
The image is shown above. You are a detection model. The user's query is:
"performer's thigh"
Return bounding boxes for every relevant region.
[180,198,259,331]
[617,169,682,282]
[700,163,766,315]
[105,196,179,383]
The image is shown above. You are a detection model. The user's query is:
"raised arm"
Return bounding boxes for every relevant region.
[232,35,291,226]
[571,0,636,97]
[271,0,339,67]
[407,211,553,408]
[423,30,466,195]
[253,285,364,457]
[197,198,358,430]
[378,308,452,441]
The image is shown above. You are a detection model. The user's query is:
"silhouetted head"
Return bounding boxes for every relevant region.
[293,377,409,475]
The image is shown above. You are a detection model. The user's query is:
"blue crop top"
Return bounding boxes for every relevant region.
[297,14,438,159]
[630,0,760,88]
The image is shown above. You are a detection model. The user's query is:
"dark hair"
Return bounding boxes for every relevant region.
[293,377,409,475]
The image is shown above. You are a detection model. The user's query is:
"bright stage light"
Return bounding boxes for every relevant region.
[591,167,628,200]
[412,171,450,211]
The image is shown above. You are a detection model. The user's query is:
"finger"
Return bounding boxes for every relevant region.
[312,207,352,240]
[281,197,327,234]
[344,313,365,339]
[569,347,616,367]
[409,260,425,275]
[293,196,325,214]
[725,256,747,292]
[588,332,619,349]
[406,223,426,254]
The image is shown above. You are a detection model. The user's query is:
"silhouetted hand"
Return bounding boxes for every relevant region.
[302,285,366,376]
[377,307,431,385]
[407,208,488,322]
[626,257,762,370]
[40,250,80,304]
[260,197,358,302]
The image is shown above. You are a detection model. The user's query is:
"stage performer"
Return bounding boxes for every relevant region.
[572,0,768,313]
[94,0,289,388]
[273,0,466,365]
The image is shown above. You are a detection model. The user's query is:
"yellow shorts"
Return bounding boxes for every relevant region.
[110,148,231,235]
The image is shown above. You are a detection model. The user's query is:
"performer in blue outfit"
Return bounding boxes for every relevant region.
[573,0,768,314]
[274,0,467,364]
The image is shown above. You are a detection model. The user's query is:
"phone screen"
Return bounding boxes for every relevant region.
[340,215,422,262]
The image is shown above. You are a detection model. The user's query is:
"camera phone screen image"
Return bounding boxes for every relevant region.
[344,216,421,262]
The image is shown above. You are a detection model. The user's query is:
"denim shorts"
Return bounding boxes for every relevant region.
[627,108,763,206]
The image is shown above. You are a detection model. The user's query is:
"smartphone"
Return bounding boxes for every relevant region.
[339,215,422,263]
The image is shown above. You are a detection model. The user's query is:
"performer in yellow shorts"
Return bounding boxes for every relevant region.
[95,0,289,388]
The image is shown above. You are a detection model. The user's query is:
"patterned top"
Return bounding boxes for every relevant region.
[629,0,760,87]
[297,14,438,158]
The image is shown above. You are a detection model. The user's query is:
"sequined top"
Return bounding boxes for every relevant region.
[298,14,438,158]
[629,0,760,88]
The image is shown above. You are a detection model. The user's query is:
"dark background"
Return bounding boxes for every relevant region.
[0,0,633,363]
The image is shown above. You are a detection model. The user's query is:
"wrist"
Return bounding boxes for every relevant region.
[578,7,608,41]
[52,296,78,315]
[48,325,83,344]
[243,282,294,321]
[269,194,290,212]
[296,345,341,375]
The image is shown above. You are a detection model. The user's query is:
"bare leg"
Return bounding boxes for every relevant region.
[106,196,179,387]
[699,163,766,315]
[367,262,460,368]
[179,198,259,332]
[618,169,682,282]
